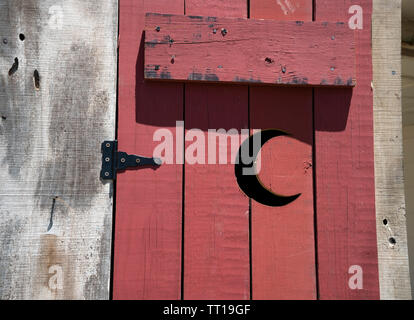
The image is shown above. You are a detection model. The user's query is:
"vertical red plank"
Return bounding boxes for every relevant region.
[250,0,317,300]
[183,1,250,299]
[114,0,184,299]
[314,0,380,299]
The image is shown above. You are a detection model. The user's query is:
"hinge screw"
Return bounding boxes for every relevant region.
[121,158,126,163]
[105,172,109,177]
[106,143,110,148]
[105,157,110,162]
[136,158,141,164]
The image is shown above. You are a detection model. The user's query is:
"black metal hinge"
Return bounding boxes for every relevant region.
[100,140,162,180]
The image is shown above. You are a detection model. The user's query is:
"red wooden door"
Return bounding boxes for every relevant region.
[114,0,379,300]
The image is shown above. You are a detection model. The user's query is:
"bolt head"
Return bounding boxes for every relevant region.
[104,172,109,177]
[105,157,110,162]
[121,158,126,163]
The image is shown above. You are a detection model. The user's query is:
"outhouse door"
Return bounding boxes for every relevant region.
[112,0,379,300]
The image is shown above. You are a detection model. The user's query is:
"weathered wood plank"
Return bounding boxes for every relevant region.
[0,0,117,299]
[183,0,250,300]
[403,124,414,298]
[113,0,184,299]
[250,0,317,300]
[145,13,355,87]
[314,0,380,299]
[373,0,411,299]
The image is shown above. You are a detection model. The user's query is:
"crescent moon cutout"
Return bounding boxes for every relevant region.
[235,129,301,207]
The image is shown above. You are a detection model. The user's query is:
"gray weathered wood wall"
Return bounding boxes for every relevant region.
[373,0,412,300]
[0,0,117,299]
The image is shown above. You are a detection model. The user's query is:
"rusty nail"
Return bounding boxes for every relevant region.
[213,29,217,34]
[282,66,286,73]
[155,26,161,32]
[2,38,7,44]
[331,35,335,40]
[171,55,175,64]
[330,67,335,71]
[221,28,227,36]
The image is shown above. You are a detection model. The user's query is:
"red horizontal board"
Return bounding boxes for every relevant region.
[145,13,355,86]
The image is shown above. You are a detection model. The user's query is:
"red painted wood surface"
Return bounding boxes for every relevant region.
[145,14,355,86]
[184,84,250,299]
[314,0,380,299]
[114,0,184,299]
[250,1,316,299]
[115,0,379,300]
[251,0,312,21]
[183,0,250,300]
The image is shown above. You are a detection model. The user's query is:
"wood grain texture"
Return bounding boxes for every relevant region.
[251,0,312,21]
[0,0,117,299]
[184,84,250,299]
[403,125,414,298]
[145,13,356,87]
[250,88,316,300]
[183,0,250,300]
[250,1,316,300]
[373,0,411,299]
[114,0,184,300]
[314,0,380,299]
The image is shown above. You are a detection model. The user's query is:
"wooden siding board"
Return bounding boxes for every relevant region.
[250,0,317,300]
[0,0,117,299]
[314,0,380,299]
[373,0,411,299]
[114,0,184,299]
[183,0,250,300]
